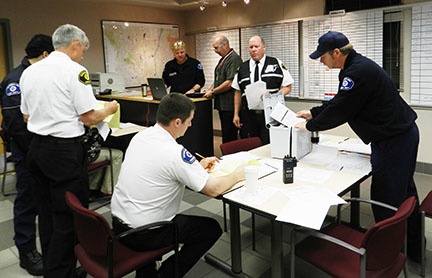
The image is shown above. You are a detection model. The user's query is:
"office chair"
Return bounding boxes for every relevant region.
[219,137,262,250]
[420,190,432,277]
[65,191,179,278]
[0,129,17,196]
[290,197,416,278]
[88,148,114,210]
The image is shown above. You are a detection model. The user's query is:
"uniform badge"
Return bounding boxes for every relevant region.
[5,83,21,96]
[78,70,91,85]
[181,148,196,164]
[265,64,278,73]
[340,77,354,91]
[197,63,203,70]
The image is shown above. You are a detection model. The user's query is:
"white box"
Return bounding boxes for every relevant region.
[270,126,311,159]
[90,72,125,93]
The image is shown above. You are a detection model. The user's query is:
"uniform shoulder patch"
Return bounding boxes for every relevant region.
[340,77,354,91]
[197,63,203,70]
[181,148,196,164]
[78,70,91,85]
[5,83,21,96]
[281,63,287,70]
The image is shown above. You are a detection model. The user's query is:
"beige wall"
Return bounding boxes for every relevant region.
[0,0,186,72]
[1,0,431,164]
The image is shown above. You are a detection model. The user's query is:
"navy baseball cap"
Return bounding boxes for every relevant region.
[309,31,349,59]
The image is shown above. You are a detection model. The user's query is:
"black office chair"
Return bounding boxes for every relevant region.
[0,129,17,196]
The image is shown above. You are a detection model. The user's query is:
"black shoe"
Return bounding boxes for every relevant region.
[19,249,44,276]
[75,266,87,278]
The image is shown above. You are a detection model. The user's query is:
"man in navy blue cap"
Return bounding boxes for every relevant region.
[0,34,54,276]
[296,31,422,263]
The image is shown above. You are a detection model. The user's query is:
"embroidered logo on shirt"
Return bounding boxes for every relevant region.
[340,77,354,91]
[181,148,196,164]
[265,64,279,73]
[5,83,21,96]
[197,63,203,70]
[78,70,91,85]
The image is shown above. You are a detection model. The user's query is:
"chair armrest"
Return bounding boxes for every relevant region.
[293,227,366,256]
[336,197,398,223]
[345,197,397,211]
[114,220,176,240]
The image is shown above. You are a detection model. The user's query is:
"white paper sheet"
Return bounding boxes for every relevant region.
[276,186,346,229]
[245,81,267,110]
[270,102,305,128]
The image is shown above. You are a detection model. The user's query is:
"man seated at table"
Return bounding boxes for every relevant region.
[111,93,245,278]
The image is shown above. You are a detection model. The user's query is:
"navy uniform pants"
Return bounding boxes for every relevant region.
[113,214,222,278]
[10,138,38,254]
[370,123,422,257]
[27,135,89,278]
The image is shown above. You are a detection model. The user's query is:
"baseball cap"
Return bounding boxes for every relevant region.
[25,34,54,58]
[309,31,349,59]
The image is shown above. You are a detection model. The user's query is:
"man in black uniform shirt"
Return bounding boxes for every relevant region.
[296,31,422,262]
[162,40,205,94]
[0,34,54,276]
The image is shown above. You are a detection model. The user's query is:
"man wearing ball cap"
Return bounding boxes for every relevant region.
[296,31,422,262]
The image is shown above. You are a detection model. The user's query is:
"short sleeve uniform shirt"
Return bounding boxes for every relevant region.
[111,124,209,228]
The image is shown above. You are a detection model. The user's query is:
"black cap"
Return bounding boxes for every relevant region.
[309,31,349,59]
[25,34,54,58]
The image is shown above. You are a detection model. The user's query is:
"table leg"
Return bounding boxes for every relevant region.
[230,203,242,273]
[350,182,360,227]
[204,203,247,277]
[271,220,283,277]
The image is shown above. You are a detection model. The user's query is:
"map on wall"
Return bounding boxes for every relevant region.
[102,20,179,87]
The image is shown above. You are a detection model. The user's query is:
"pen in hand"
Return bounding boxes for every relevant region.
[195,152,219,171]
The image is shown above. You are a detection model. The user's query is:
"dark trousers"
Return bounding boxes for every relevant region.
[370,123,421,257]
[10,139,38,254]
[240,109,270,145]
[113,214,222,277]
[218,110,238,143]
[27,136,89,278]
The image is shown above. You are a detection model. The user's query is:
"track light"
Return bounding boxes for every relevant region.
[222,1,227,7]
[200,4,206,11]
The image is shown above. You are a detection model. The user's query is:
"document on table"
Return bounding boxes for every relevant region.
[213,152,279,194]
[276,186,346,230]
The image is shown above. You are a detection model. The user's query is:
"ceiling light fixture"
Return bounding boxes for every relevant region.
[244,0,250,4]
[222,1,227,7]
[200,4,206,11]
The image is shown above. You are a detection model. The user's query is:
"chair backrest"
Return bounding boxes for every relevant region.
[65,191,114,258]
[220,137,262,155]
[420,190,432,217]
[361,196,416,270]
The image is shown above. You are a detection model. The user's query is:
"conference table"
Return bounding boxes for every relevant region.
[205,140,372,278]
[97,91,214,156]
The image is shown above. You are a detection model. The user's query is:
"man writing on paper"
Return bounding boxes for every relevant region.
[20,24,118,277]
[295,31,422,262]
[232,35,294,144]
[111,93,245,278]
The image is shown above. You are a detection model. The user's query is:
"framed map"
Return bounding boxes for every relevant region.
[101,20,179,87]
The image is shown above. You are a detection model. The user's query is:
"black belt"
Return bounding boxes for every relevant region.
[33,134,83,144]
